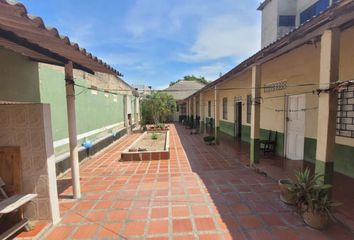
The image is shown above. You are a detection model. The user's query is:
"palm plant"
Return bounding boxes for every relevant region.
[289,168,341,229]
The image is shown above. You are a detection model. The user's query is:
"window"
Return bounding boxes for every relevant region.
[222,97,228,120]
[247,95,252,124]
[208,101,211,117]
[300,0,329,24]
[279,15,295,27]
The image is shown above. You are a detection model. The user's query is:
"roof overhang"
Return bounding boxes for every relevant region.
[257,0,272,11]
[0,0,122,76]
[186,0,354,100]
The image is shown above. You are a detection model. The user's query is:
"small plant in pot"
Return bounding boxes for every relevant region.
[291,168,341,230]
[278,179,296,205]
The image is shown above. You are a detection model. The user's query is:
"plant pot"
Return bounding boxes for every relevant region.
[278,179,296,205]
[303,209,329,230]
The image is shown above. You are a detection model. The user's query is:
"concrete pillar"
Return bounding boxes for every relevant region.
[193,96,197,127]
[315,28,340,184]
[64,61,81,199]
[123,95,130,133]
[250,65,261,166]
[199,92,204,133]
[214,86,220,143]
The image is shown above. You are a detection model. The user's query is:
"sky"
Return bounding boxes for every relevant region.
[20,0,261,89]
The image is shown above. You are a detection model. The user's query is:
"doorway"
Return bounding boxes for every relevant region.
[286,94,305,160]
[234,101,242,138]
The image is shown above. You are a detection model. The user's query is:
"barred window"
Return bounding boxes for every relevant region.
[337,85,354,138]
[247,95,252,124]
[208,101,211,117]
[222,97,228,120]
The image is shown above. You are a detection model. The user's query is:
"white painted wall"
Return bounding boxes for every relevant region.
[261,0,279,48]
[260,0,335,48]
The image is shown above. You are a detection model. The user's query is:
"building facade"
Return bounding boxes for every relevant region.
[162,80,206,122]
[186,0,354,182]
[259,0,340,48]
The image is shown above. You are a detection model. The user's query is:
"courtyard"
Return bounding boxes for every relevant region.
[27,124,354,239]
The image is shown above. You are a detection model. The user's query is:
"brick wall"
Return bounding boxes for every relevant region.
[337,85,354,138]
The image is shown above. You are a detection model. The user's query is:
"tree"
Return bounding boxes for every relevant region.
[169,75,208,87]
[141,92,177,124]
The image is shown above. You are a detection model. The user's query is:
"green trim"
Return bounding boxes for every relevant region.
[334,143,354,178]
[304,138,316,163]
[219,120,235,137]
[304,137,354,178]
[260,129,284,156]
[315,160,334,184]
[250,138,260,165]
[241,125,251,143]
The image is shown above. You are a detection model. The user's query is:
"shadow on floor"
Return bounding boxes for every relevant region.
[175,123,354,239]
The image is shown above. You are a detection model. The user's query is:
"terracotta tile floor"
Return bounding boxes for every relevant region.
[216,132,354,232]
[38,124,353,239]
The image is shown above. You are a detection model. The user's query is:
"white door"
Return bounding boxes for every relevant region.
[286,94,305,160]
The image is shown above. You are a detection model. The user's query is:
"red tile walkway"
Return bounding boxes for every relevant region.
[40,124,353,239]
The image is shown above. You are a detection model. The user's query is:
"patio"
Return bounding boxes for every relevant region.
[27,124,353,239]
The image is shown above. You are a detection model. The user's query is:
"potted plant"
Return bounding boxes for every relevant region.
[278,179,296,205]
[302,185,340,229]
[290,168,341,229]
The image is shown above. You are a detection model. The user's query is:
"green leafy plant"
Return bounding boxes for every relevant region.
[151,133,158,140]
[289,168,341,218]
[141,92,176,125]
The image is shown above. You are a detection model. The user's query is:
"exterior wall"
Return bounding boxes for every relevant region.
[217,71,252,143]
[261,42,320,156]
[261,0,279,48]
[200,26,354,178]
[0,47,40,102]
[261,0,335,48]
[200,89,215,133]
[277,0,297,38]
[0,103,60,223]
[38,63,126,155]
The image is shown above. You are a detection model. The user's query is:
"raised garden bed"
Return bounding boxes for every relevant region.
[121,131,170,161]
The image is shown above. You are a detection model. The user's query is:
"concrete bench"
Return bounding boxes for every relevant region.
[0,177,37,240]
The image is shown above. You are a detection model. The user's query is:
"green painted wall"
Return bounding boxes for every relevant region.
[241,125,251,143]
[219,123,284,156]
[39,64,125,154]
[0,47,40,102]
[220,120,235,137]
[304,138,316,163]
[304,137,354,178]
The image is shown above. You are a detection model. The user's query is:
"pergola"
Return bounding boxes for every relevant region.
[0,0,123,199]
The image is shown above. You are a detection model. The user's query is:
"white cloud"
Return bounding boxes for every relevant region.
[179,15,260,62]
[189,62,232,81]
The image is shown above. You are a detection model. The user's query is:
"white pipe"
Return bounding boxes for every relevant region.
[65,62,81,199]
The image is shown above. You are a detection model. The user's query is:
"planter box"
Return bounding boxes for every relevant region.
[121,131,170,161]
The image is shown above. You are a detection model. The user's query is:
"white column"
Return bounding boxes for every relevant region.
[214,86,219,142]
[199,92,204,133]
[250,65,261,166]
[65,61,81,199]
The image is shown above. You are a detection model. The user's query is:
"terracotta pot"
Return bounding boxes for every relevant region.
[278,179,296,205]
[303,209,329,230]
